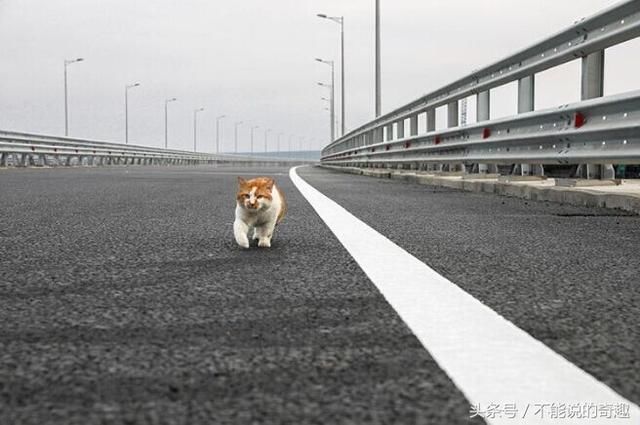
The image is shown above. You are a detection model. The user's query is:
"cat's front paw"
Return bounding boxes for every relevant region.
[236,236,250,249]
[258,238,271,248]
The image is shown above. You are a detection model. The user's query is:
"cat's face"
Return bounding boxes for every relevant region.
[236,177,274,211]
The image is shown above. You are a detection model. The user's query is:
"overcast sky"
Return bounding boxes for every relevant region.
[1,0,638,153]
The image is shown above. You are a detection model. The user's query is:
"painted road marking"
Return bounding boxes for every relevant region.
[290,166,639,425]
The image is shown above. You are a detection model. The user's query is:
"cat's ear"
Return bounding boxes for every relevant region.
[237,177,246,186]
[265,178,275,190]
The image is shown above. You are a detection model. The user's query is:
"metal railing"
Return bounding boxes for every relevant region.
[321,0,640,179]
[0,130,312,167]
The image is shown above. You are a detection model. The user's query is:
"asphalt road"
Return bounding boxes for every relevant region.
[1,166,483,425]
[298,166,640,406]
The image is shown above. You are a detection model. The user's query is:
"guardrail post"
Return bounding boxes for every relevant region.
[425,109,436,171]
[396,119,405,139]
[447,101,464,172]
[517,75,543,176]
[517,76,534,113]
[581,51,604,100]
[578,50,614,179]
[447,101,459,127]
[426,109,435,132]
[476,90,492,174]
[477,91,490,121]
[409,115,418,136]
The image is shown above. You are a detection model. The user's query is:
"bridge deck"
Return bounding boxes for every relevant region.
[1,165,638,423]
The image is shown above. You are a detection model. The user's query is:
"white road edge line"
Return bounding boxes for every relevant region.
[290,166,639,425]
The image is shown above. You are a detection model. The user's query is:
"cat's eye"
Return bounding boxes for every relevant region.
[257,195,264,199]
[242,194,250,198]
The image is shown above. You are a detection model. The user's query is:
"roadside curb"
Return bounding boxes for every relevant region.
[319,165,640,215]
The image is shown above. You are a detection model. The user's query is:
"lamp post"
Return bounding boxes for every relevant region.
[264,128,271,152]
[375,0,381,117]
[216,115,226,153]
[125,82,140,144]
[316,58,335,141]
[63,57,84,137]
[193,107,205,152]
[234,121,243,153]
[250,125,259,154]
[318,80,334,142]
[317,13,345,136]
[164,97,177,149]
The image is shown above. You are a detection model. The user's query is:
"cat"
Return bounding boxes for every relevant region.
[234,176,286,248]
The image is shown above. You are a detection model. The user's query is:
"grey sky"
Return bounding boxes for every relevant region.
[1,0,637,153]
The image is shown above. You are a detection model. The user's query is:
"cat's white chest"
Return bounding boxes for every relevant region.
[235,184,282,225]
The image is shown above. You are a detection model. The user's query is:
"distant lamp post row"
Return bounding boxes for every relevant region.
[62,58,301,154]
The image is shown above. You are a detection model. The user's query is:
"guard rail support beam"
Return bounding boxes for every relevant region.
[409,115,418,136]
[580,49,614,179]
[477,90,492,174]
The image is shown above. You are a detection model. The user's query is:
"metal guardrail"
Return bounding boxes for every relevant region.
[321,0,640,178]
[323,90,640,165]
[0,130,312,167]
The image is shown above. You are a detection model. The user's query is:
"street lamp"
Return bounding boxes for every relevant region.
[264,129,271,152]
[63,57,84,137]
[164,97,177,149]
[317,79,334,142]
[375,0,381,117]
[125,82,141,144]
[234,121,243,153]
[250,125,259,154]
[317,13,345,136]
[193,107,205,152]
[216,115,226,154]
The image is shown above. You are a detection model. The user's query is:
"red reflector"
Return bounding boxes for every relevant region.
[434,136,441,145]
[371,148,375,152]
[405,142,411,149]
[482,128,491,139]
[385,145,390,151]
[75,149,79,153]
[31,146,35,151]
[574,112,585,128]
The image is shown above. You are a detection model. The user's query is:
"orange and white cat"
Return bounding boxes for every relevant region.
[234,177,286,248]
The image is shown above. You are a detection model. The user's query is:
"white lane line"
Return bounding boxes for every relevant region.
[290,166,639,425]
